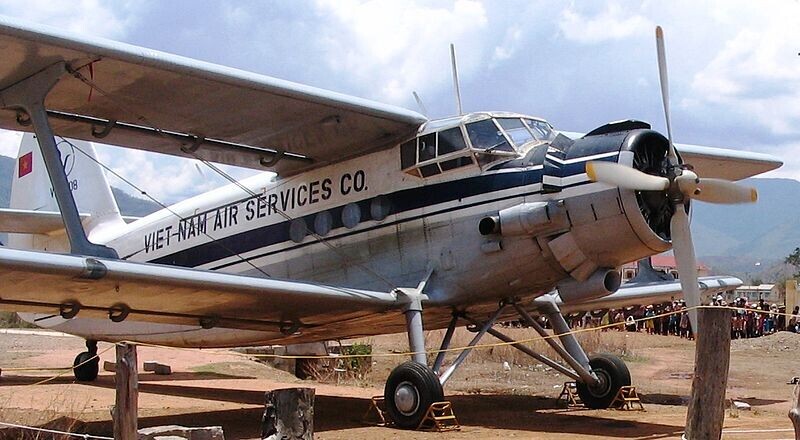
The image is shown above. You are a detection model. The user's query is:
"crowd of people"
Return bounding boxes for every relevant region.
[566,295,800,340]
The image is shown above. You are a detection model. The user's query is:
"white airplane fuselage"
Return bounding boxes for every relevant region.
[19,113,674,347]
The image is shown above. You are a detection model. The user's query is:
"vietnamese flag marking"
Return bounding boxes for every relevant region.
[18,152,32,178]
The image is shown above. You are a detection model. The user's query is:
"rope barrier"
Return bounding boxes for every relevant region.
[3,305,797,385]
[0,306,792,438]
[0,421,112,439]
[4,343,117,386]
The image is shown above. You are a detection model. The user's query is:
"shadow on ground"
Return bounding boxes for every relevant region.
[70,384,685,439]
[0,370,254,385]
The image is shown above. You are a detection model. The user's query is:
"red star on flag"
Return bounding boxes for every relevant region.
[18,152,33,178]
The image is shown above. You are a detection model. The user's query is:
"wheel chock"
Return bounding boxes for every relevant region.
[611,385,645,411]
[362,395,391,426]
[143,361,172,375]
[417,401,460,432]
[558,381,583,408]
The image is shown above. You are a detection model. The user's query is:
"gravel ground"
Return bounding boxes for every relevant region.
[0,329,797,439]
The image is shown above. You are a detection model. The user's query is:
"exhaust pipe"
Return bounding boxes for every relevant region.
[557,269,622,304]
[479,201,569,237]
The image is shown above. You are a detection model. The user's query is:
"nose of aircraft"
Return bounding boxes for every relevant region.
[585,26,758,332]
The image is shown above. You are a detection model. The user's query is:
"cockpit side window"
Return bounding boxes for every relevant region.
[437,127,467,155]
[400,126,475,178]
[496,118,534,146]
[400,139,416,169]
[466,119,513,152]
[418,133,436,162]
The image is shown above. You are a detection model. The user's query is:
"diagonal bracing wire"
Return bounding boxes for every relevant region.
[65,64,399,292]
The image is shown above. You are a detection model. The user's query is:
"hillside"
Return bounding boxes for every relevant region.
[691,178,800,260]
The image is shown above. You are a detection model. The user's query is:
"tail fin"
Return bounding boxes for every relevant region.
[8,133,124,250]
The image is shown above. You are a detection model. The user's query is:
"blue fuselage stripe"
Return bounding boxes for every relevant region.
[147,156,616,269]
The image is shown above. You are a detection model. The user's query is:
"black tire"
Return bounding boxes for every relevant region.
[384,361,444,429]
[576,353,631,409]
[73,351,99,382]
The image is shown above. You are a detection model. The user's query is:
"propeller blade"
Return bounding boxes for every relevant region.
[656,26,677,162]
[586,161,670,191]
[670,206,700,332]
[694,179,758,204]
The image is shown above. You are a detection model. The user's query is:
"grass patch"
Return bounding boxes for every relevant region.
[0,312,37,329]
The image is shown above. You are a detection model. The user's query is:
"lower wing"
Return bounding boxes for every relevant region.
[551,276,742,315]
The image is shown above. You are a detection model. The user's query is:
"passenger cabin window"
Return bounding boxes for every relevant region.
[400,126,474,178]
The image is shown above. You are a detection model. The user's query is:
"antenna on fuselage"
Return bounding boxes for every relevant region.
[450,43,463,115]
[412,91,429,117]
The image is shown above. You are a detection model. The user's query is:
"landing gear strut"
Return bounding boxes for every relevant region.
[383,294,632,428]
[383,287,443,428]
[73,339,99,382]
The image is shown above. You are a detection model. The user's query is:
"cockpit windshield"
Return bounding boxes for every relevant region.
[466,117,555,153]
[523,118,555,142]
[466,119,513,152]
[400,113,557,178]
[496,118,533,146]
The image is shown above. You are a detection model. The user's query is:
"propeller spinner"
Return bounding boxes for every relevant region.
[586,26,757,332]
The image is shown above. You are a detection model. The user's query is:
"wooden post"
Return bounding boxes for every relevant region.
[684,308,731,440]
[790,384,800,440]
[113,343,138,440]
[261,387,314,440]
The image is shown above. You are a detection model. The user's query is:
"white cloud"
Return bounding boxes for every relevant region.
[313,0,489,103]
[95,145,258,204]
[689,4,800,137]
[0,0,143,39]
[490,25,523,68]
[559,3,652,44]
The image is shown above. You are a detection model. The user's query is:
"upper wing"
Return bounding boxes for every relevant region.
[674,143,782,181]
[553,276,742,314]
[559,131,782,181]
[0,247,404,342]
[0,17,426,175]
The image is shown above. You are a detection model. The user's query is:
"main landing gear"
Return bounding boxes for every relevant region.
[383,295,631,428]
[73,339,99,382]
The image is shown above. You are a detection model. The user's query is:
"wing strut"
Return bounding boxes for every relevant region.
[0,61,117,258]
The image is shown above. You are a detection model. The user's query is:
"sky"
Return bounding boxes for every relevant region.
[0,0,798,204]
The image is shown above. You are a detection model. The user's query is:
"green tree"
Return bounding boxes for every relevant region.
[785,247,800,278]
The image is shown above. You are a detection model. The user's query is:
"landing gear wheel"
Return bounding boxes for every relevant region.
[73,351,99,382]
[576,353,631,409]
[384,361,444,429]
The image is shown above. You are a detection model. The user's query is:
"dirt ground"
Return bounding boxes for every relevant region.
[0,328,798,439]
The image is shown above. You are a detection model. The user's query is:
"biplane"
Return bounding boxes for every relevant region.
[0,18,780,428]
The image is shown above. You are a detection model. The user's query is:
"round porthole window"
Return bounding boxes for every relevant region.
[342,203,361,229]
[289,218,308,243]
[370,195,391,221]
[314,211,333,236]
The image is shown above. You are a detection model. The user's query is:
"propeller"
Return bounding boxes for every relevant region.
[586,26,759,332]
[586,161,669,191]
